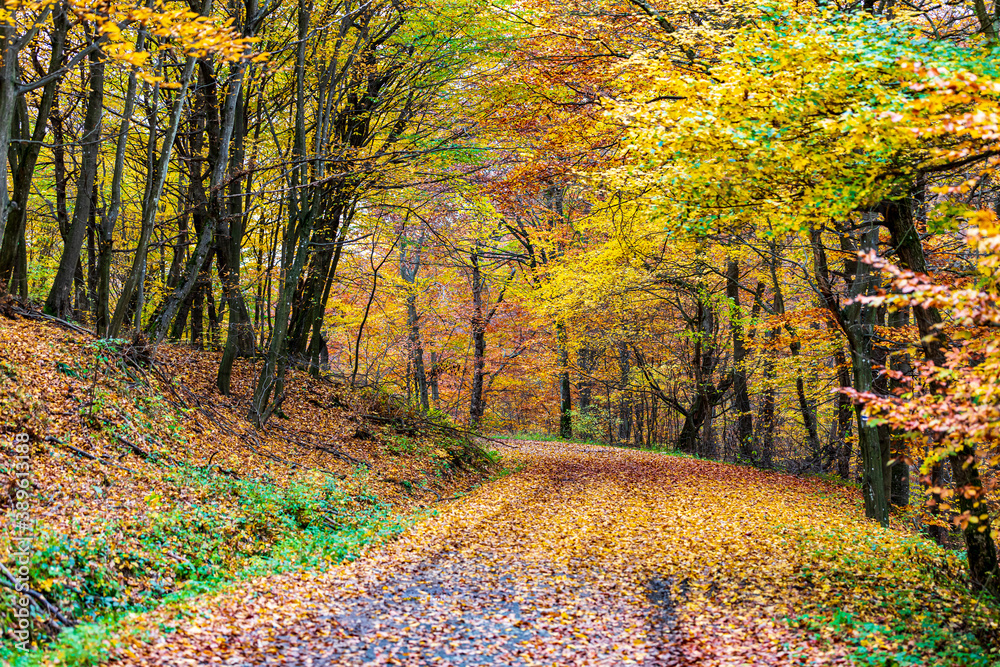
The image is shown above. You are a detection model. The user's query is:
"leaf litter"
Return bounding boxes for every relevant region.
[109,441,998,666]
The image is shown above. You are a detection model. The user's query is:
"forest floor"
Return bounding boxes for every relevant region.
[106,441,997,667]
[1,316,998,666]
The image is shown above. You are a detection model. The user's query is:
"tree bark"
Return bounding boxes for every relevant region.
[45,51,104,320]
[557,323,572,438]
[830,346,854,479]
[634,392,645,448]
[429,351,440,405]
[400,234,429,410]
[677,292,733,457]
[882,195,998,591]
[831,220,890,526]
[617,341,632,443]
[577,346,598,440]
[469,247,487,427]
[887,306,911,507]
[86,186,97,323]
[755,333,776,468]
[812,222,889,523]
[727,259,754,460]
[0,5,67,292]
[0,20,23,243]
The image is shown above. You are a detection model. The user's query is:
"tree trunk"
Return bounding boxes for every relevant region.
[812,221,888,525]
[830,347,854,479]
[617,341,632,443]
[949,449,1000,595]
[887,306,911,507]
[207,283,220,346]
[149,0,251,348]
[469,248,487,427]
[73,256,87,320]
[634,392,645,448]
[752,284,778,469]
[45,51,104,320]
[251,0,316,426]
[845,222,890,526]
[882,194,998,590]
[110,55,197,337]
[0,5,67,291]
[756,352,776,468]
[400,234,429,410]
[677,393,710,454]
[769,255,822,469]
[429,352,440,404]
[0,22,23,244]
[285,203,345,361]
[11,224,25,297]
[677,291,731,458]
[191,278,205,348]
[96,20,146,335]
[557,323,572,439]
[351,260,380,387]
[407,293,429,410]
[214,51,259,392]
[86,192,97,322]
[702,402,716,458]
[250,205,313,425]
[577,346,597,440]
[727,259,755,462]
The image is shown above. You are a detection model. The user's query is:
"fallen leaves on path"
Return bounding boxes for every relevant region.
[109,441,998,667]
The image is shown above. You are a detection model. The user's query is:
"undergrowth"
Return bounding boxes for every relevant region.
[1,464,407,665]
[784,521,1000,667]
[495,432,704,458]
[496,431,603,445]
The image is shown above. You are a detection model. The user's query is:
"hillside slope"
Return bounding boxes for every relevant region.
[0,314,497,659]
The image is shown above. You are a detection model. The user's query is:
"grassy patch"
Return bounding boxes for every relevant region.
[8,623,115,667]
[803,470,860,489]
[494,432,710,460]
[784,521,1000,667]
[0,465,406,664]
[494,431,603,445]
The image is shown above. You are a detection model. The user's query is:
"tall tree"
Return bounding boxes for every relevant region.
[45,49,104,320]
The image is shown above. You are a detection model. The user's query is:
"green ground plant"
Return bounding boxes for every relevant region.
[0,464,406,665]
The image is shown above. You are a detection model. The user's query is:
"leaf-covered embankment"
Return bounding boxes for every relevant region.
[0,316,497,661]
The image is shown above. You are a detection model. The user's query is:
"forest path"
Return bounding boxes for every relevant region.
[117,442,853,666]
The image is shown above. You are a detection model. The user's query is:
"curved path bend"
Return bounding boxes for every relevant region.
[119,442,852,667]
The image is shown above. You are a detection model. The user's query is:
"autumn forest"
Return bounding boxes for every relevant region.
[1,0,1000,664]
